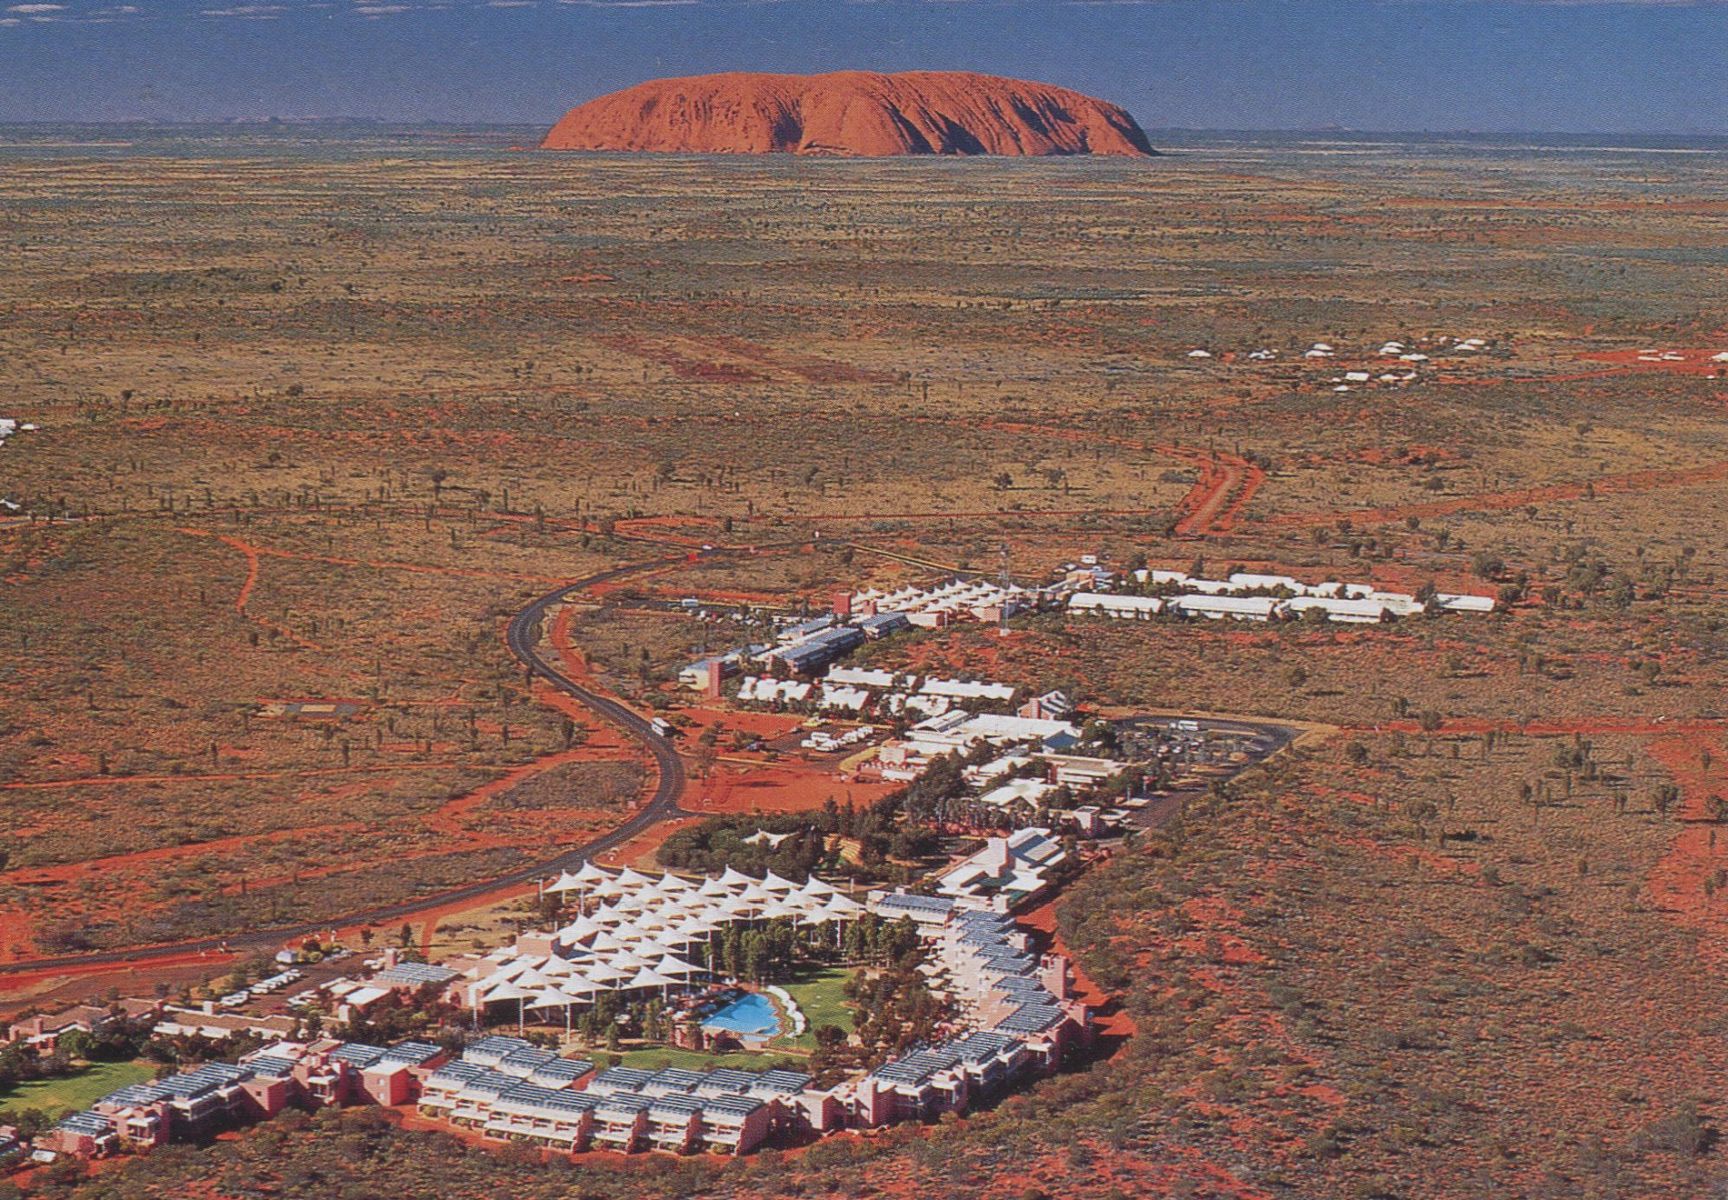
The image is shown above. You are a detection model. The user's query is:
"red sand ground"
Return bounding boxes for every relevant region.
[1643,731,1728,962]
[1265,458,1728,531]
[1017,888,1137,1049]
[691,760,898,816]
[1576,347,1728,376]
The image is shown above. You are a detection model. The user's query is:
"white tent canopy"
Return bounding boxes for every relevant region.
[468,866,867,1022]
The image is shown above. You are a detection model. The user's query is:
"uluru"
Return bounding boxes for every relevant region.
[540,70,1157,158]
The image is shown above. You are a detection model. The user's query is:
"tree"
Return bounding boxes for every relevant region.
[1654,783,1680,816]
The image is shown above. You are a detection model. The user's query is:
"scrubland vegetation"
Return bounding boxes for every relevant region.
[7,131,1728,1195]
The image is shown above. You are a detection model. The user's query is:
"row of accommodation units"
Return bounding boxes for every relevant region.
[40,1038,450,1160]
[1068,568,1495,624]
[678,577,1052,695]
[418,1037,818,1155]
[419,897,1088,1156]
[842,901,1088,1122]
[733,666,1029,719]
[4,999,165,1053]
[873,708,1087,783]
[843,580,1036,627]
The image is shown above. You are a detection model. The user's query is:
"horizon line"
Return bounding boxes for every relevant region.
[2,118,1728,141]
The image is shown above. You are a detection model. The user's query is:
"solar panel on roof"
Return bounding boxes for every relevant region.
[376,962,458,986]
[592,1066,654,1093]
[541,1091,599,1115]
[872,1061,933,1085]
[383,1041,443,1065]
[463,1071,517,1097]
[101,1082,173,1106]
[499,1047,557,1075]
[953,1031,1020,1061]
[699,1068,755,1092]
[430,1060,487,1084]
[56,1112,114,1136]
[756,1069,812,1093]
[499,1083,561,1108]
[702,1094,764,1117]
[649,1095,703,1117]
[465,1035,532,1061]
[878,893,953,913]
[331,1042,387,1067]
[529,1058,590,1084]
[995,1002,1065,1034]
[159,1074,218,1098]
[595,1093,651,1114]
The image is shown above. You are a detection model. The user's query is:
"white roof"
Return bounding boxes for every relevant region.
[1172,594,1281,617]
[978,778,1060,808]
[955,713,1081,744]
[1069,592,1162,614]
[1285,595,1390,620]
[826,665,896,688]
[1228,572,1301,591]
[920,677,1017,701]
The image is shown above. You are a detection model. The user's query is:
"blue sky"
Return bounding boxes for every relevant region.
[0,0,1724,133]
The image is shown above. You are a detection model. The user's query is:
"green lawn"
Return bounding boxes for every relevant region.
[778,965,856,1051]
[598,967,856,1071]
[0,1060,156,1117]
[613,1046,805,1073]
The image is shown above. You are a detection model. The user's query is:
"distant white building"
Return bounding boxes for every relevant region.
[1170,594,1281,622]
[921,678,1017,703]
[1067,593,1162,619]
[975,778,1060,810]
[1284,595,1391,624]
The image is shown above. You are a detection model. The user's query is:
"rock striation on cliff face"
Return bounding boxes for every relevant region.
[541,70,1156,158]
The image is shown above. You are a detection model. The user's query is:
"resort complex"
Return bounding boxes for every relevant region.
[25,860,1093,1163]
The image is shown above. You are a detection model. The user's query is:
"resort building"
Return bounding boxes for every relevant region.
[417,1036,800,1155]
[463,865,865,1032]
[935,827,1069,908]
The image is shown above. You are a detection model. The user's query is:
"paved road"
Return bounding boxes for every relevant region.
[0,556,697,978]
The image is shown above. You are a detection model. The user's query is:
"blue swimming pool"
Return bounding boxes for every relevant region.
[702,992,782,1039]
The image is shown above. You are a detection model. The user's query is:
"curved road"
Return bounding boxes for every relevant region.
[0,555,699,978]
